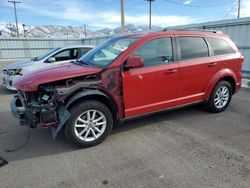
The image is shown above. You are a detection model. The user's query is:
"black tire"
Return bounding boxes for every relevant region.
[64,100,113,148]
[206,80,233,113]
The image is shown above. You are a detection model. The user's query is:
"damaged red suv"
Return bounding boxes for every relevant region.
[11,30,244,147]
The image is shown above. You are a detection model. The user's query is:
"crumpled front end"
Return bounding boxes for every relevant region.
[10,86,70,131]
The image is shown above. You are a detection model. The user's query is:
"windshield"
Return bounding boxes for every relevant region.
[32,48,60,61]
[78,36,138,67]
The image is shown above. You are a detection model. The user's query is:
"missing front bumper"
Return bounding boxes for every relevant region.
[10,95,71,138]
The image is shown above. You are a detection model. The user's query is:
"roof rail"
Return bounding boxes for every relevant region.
[162,28,223,34]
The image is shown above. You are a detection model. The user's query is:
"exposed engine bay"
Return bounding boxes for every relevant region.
[11,67,123,138]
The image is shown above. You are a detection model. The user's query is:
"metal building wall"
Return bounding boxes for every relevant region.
[168,17,250,77]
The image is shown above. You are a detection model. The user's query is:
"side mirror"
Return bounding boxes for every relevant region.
[46,57,56,63]
[124,56,143,70]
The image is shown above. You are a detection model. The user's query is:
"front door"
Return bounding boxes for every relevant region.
[122,37,179,117]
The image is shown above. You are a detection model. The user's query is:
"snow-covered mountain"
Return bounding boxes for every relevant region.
[0,24,163,38]
[97,24,162,35]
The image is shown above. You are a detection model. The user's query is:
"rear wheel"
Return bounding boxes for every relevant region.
[206,80,233,113]
[64,100,113,148]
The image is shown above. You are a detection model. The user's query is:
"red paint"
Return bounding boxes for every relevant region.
[14,63,102,92]
[14,31,244,119]
[122,62,179,117]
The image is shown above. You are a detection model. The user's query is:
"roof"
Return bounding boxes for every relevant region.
[59,45,95,49]
[120,30,227,39]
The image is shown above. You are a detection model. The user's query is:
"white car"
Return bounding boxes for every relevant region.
[2,45,94,90]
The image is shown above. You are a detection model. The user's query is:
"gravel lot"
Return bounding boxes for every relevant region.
[0,61,250,188]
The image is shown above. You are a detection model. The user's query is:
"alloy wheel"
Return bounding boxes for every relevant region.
[214,86,229,109]
[74,109,107,142]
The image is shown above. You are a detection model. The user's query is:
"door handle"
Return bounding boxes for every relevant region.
[165,69,177,74]
[208,62,217,67]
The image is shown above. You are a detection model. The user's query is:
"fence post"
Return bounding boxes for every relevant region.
[26,38,31,58]
[50,38,53,48]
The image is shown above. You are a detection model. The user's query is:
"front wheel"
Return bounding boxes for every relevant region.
[64,100,113,148]
[206,80,233,113]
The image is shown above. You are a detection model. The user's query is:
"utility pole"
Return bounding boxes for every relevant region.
[22,24,27,37]
[146,0,155,29]
[237,0,241,18]
[83,24,87,38]
[8,0,21,37]
[120,0,125,33]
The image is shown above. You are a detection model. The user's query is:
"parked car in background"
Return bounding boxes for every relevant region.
[2,45,94,90]
[11,30,244,148]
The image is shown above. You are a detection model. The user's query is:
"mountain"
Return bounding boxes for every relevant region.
[0,24,163,38]
[97,24,162,35]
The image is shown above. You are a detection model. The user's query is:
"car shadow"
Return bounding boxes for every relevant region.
[0,104,208,163]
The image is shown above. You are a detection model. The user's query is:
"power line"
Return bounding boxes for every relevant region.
[8,0,21,37]
[164,0,229,8]
[124,0,145,11]
[222,0,238,19]
[152,3,168,26]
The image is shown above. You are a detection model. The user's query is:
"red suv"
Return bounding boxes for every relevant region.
[11,30,244,147]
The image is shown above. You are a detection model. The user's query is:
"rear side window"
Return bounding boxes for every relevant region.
[179,37,209,60]
[207,38,235,56]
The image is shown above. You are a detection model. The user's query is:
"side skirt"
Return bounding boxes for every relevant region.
[119,100,206,124]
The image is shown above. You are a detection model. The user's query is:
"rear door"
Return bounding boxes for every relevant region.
[176,36,219,105]
[122,37,179,117]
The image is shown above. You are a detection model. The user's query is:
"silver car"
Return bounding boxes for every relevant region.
[2,45,94,90]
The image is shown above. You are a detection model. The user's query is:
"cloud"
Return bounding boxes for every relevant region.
[229,0,250,17]
[183,0,192,5]
[2,0,195,29]
[240,0,250,17]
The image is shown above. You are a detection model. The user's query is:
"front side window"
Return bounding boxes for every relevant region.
[133,37,173,67]
[53,49,73,61]
[206,38,235,56]
[179,37,209,60]
[32,48,60,61]
[78,36,138,67]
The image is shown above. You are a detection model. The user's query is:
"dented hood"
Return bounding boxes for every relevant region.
[14,62,102,92]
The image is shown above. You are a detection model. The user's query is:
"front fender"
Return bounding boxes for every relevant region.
[65,89,111,108]
[204,68,237,100]
[52,89,115,139]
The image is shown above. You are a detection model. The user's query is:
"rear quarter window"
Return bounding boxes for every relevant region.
[178,37,209,61]
[206,38,235,56]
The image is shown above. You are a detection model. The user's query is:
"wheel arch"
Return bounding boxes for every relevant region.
[65,89,118,121]
[205,69,237,100]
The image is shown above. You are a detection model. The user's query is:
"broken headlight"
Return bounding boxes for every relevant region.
[7,68,22,76]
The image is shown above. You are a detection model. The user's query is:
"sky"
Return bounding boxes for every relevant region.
[0,0,250,29]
